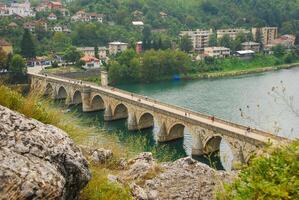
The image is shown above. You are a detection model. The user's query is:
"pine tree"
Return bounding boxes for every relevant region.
[94,46,99,59]
[21,29,36,59]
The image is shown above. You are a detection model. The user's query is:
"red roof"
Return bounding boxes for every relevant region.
[81,55,99,62]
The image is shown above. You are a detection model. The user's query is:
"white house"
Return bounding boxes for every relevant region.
[48,13,57,20]
[108,41,128,55]
[81,55,100,69]
[8,0,35,17]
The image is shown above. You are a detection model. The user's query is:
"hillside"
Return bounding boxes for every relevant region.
[68,0,299,38]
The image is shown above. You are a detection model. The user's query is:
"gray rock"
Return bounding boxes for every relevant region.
[118,154,235,200]
[90,148,113,164]
[0,105,91,200]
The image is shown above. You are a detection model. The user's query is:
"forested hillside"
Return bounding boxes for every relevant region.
[68,0,299,37]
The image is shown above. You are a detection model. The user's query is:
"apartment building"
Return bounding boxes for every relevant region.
[108,42,128,55]
[180,29,213,51]
[241,42,260,52]
[252,27,278,45]
[217,28,250,40]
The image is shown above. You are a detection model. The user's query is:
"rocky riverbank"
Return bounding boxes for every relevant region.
[0,105,91,200]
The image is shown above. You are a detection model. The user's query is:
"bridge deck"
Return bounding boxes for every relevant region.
[29,72,289,145]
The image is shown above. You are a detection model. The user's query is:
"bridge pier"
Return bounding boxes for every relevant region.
[104,105,113,121]
[191,132,204,155]
[128,113,138,131]
[81,87,93,112]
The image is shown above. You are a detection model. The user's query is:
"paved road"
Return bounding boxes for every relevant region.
[29,72,289,145]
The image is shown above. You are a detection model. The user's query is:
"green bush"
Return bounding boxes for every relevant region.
[218,140,299,200]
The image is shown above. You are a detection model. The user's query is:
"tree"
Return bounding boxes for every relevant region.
[94,46,99,59]
[273,45,286,57]
[208,33,218,47]
[219,34,233,49]
[0,48,7,71]
[21,29,36,59]
[9,54,26,74]
[52,32,71,52]
[63,47,82,64]
[179,35,193,53]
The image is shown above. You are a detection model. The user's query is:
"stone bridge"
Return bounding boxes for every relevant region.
[28,72,289,169]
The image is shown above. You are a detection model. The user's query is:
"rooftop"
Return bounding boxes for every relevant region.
[241,41,260,45]
[0,39,11,46]
[109,41,128,45]
[236,50,255,55]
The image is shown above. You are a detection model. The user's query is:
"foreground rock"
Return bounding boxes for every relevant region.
[118,153,234,200]
[0,105,91,200]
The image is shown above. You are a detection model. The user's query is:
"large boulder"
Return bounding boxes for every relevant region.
[118,153,235,200]
[0,105,91,200]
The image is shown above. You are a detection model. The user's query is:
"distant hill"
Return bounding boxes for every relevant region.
[68,0,299,37]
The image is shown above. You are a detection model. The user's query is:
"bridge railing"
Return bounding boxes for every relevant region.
[29,72,288,141]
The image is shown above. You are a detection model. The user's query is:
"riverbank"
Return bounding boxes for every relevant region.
[189,62,299,80]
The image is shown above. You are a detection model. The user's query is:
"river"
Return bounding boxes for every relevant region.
[72,67,299,170]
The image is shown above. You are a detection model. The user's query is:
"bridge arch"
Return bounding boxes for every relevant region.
[204,135,222,154]
[72,90,82,104]
[90,95,105,111]
[138,112,154,130]
[44,83,54,97]
[168,122,186,139]
[113,103,128,119]
[57,86,67,100]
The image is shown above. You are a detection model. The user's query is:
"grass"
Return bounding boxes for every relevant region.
[0,84,179,199]
[42,65,85,74]
[0,84,132,199]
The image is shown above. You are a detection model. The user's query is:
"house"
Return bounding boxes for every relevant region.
[266,34,296,49]
[47,1,63,10]
[132,10,143,17]
[159,11,167,18]
[80,55,100,69]
[204,47,230,58]
[48,13,57,20]
[252,27,278,45]
[0,39,13,55]
[180,29,213,51]
[71,11,103,23]
[217,28,250,40]
[136,41,142,54]
[236,50,255,59]
[23,22,36,32]
[132,21,144,26]
[0,4,10,16]
[52,25,63,32]
[108,41,128,55]
[8,0,35,17]
[241,42,260,52]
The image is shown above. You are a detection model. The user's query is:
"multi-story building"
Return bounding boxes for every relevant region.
[77,47,107,60]
[203,46,230,58]
[108,42,128,55]
[252,27,278,45]
[71,11,103,23]
[241,42,260,52]
[180,29,213,51]
[217,28,250,40]
[266,34,296,49]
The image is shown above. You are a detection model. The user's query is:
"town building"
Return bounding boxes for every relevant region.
[136,41,142,54]
[203,46,230,58]
[8,22,18,29]
[266,34,296,49]
[81,55,100,69]
[252,27,278,45]
[241,42,260,52]
[132,21,144,26]
[47,13,57,20]
[180,29,213,51]
[47,1,63,10]
[0,39,13,55]
[71,11,103,23]
[108,42,128,55]
[217,28,250,40]
[77,47,107,60]
[236,50,255,59]
[0,0,35,17]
